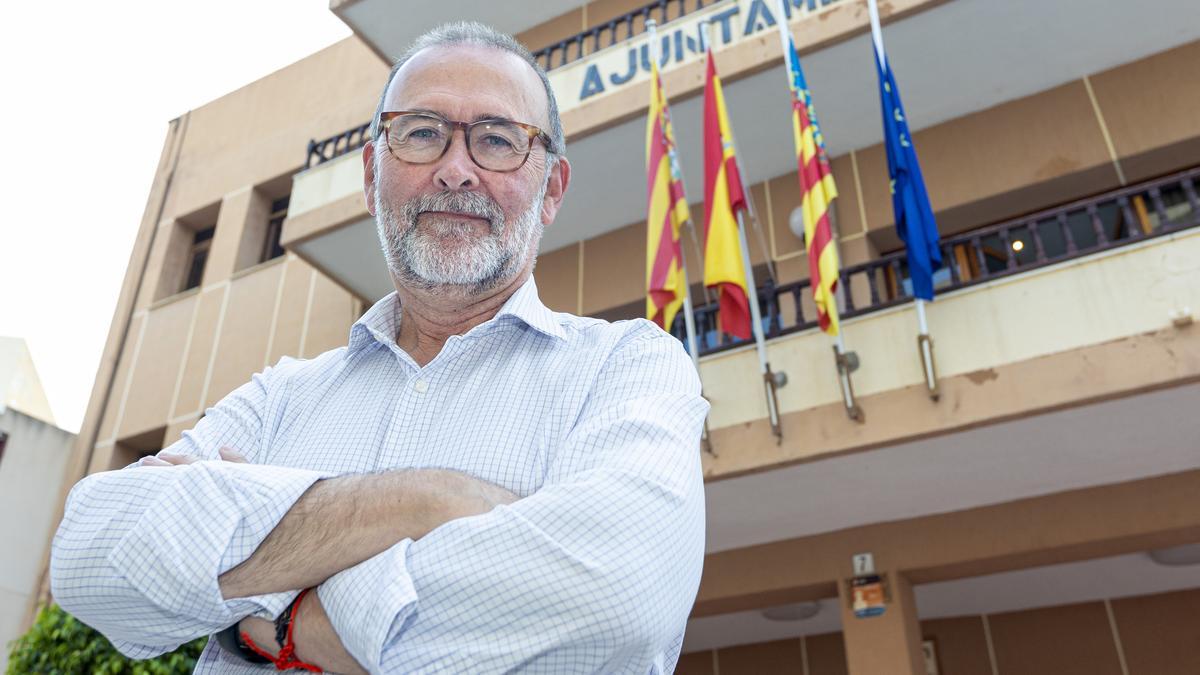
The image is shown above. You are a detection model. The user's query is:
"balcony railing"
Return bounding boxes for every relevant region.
[306,122,371,169]
[673,166,1200,355]
[304,0,715,168]
[531,0,716,71]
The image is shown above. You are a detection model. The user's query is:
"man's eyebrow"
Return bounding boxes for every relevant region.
[471,112,518,123]
[403,108,520,124]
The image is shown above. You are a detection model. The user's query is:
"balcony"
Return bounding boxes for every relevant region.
[293,0,1198,304]
[675,167,1200,357]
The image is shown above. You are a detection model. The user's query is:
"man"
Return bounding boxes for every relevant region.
[51,21,707,675]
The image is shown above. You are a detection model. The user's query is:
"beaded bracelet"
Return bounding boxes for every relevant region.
[240,587,322,672]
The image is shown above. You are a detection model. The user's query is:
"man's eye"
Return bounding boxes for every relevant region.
[409,128,440,140]
[480,134,515,149]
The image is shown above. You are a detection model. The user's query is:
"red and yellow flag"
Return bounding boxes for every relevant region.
[701,49,752,340]
[786,34,841,335]
[645,60,691,332]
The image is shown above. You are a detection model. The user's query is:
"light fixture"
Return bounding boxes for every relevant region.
[1148,543,1200,566]
[1011,240,1025,252]
[761,601,821,622]
[788,207,807,241]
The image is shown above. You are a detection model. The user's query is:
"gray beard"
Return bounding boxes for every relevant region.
[374,178,546,294]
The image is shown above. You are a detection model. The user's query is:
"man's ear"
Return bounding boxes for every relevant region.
[363,142,377,216]
[540,155,571,226]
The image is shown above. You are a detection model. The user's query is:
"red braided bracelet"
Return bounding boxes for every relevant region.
[240,587,322,672]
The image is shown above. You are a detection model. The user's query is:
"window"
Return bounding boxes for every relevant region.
[261,195,289,263]
[182,226,215,291]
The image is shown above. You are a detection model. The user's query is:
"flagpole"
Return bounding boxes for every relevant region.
[774,0,863,420]
[647,19,716,453]
[701,21,785,442]
[867,0,939,400]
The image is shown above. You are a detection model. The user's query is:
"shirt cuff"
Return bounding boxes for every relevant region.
[107,461,334,628]
[318,539,418,675]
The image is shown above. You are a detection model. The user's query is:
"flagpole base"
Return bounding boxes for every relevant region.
[917,333,940,401]
[834,345,864,422]
[764,364,784,445]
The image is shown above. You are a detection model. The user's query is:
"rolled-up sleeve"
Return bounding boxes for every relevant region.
[50,359,334,658]
[319,326,709,674]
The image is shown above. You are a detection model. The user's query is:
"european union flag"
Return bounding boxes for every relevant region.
[874,45,942,301]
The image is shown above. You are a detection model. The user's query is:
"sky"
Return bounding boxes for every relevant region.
[0,1,352,432]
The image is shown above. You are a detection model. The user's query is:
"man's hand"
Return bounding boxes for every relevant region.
[138,446,249,467]
[236,591,368,675]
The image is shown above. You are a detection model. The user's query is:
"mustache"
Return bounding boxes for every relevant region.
[402,190,504,230]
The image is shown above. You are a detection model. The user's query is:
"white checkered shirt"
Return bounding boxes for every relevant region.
[51,276,708,674]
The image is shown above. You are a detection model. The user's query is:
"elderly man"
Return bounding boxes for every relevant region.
[51,21,707,675]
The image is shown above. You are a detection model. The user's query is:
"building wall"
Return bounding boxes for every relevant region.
[85,36,388,469]
[677,588,1200,675]
[0,337,56,426]
[0,409,74,671]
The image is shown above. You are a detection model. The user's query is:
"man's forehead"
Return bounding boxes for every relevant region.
[385,44,547,123]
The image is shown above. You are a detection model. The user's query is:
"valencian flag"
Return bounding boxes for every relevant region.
[701,49,752,340]
[784,32,842,335]
[645,58,692,331]
[873,43,942,300]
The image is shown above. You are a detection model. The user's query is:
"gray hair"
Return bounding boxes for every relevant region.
[370,22,566,159]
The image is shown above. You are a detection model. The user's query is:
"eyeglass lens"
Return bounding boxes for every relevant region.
[387,114,533,171]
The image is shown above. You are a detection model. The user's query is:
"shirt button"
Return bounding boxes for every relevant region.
[413,379,429,394]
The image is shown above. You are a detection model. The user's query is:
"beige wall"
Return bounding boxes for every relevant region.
[0,409,74,672]
[92,36,385,453]
[677,588,1200,675]
[98,254,359,458]
[161,38,388,225]
[0,337,57,426]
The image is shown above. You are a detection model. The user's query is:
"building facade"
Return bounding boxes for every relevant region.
[1,338,74,671]
[37,0,1200,673]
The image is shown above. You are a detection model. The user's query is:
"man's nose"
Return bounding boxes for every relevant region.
[433,130,479,191]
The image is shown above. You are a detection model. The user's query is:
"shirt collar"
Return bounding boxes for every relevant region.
[347,275,565,355]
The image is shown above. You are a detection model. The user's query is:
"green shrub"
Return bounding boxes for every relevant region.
[6,604,207,674]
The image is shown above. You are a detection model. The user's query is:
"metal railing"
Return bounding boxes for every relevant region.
[672,166,1200,355]
[531,0,716,71]
[304,0,715,168]
[305,121,371,169]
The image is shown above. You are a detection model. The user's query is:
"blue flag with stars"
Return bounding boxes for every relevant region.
[874,44,942,300]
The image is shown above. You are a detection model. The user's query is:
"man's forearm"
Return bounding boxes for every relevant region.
[219,468,516,600]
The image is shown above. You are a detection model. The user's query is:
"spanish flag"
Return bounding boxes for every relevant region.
[784,31,842,335]
[701,49,752,340]
[645,59,691,332]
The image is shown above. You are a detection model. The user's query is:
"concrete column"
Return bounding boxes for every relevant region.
[204,186,271,284]
[837,571,925,675]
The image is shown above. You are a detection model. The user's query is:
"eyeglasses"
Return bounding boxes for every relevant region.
[378,110,552,173]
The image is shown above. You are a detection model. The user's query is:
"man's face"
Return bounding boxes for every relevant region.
[366,44,567,293]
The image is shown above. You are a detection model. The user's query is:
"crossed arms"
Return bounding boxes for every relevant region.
[201,461,517,674]
[51,329,708,673]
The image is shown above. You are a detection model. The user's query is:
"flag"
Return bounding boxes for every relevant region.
[701,49,752,340]
[785,33,842,335]
[873,44,942,300]
[645,59,691,332]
